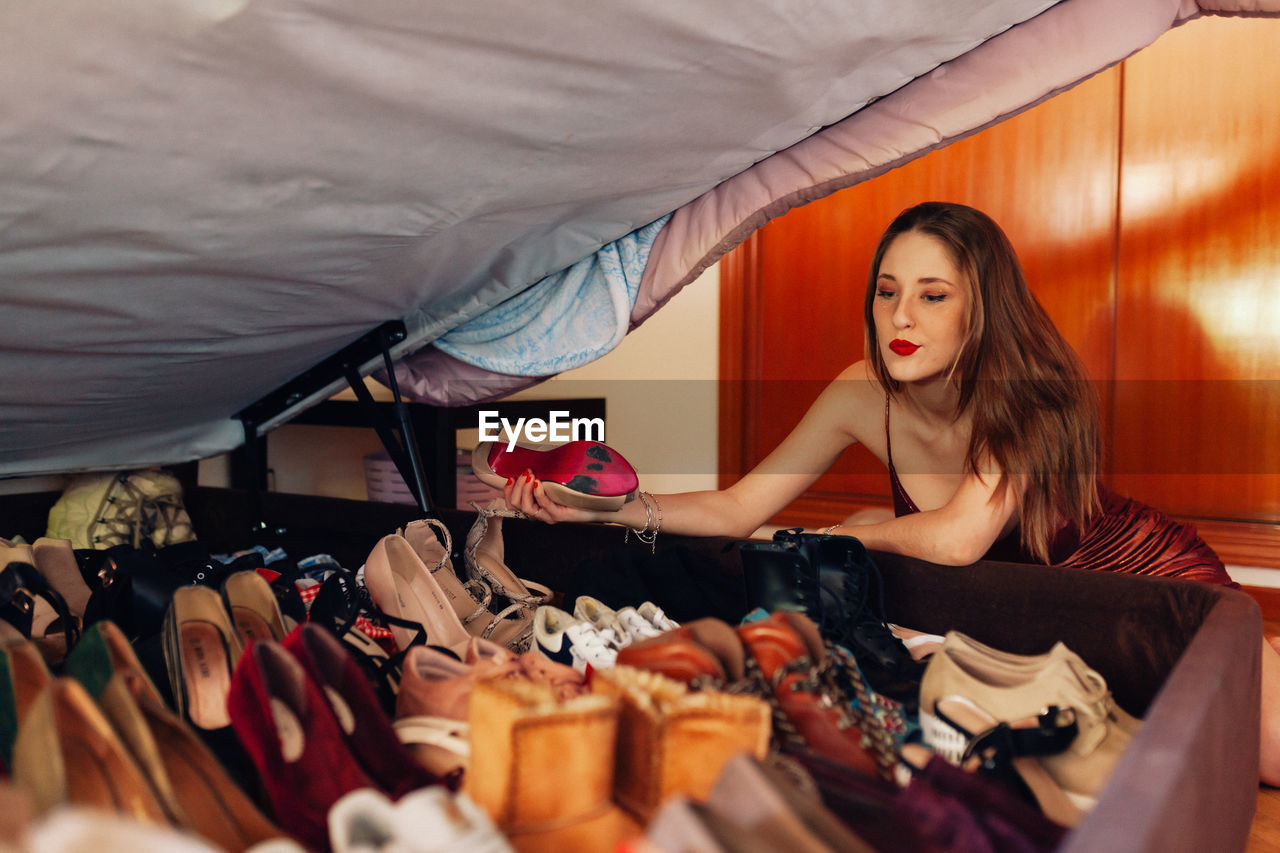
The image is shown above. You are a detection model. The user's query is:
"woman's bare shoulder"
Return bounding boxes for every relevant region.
[823,361,886,446]
[831,361,883,400]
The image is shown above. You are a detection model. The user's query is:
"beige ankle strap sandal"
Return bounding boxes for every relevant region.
[462,502,553,648]
[400,514,548,652]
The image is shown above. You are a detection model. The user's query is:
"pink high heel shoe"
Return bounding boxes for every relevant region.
[471,440,638,510]
[363,533,475,658]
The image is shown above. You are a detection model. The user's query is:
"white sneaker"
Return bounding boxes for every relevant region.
[615,606,665,642]
[638,601,679,632]
[534,605,619,673]
[330,787,514,853]
[396,788,514,853]
[572,595,630,647]
[329,788,407,853]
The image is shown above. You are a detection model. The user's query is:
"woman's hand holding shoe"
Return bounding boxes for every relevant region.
[503,471,618,526]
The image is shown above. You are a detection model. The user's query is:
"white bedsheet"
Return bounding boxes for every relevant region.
[1,0,1268,475]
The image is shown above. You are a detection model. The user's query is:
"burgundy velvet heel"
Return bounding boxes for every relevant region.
[471,440,638,510]
[281,623,448,797]
[228,638,375,852]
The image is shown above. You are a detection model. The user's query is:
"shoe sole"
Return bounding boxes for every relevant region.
[471,441,638,511]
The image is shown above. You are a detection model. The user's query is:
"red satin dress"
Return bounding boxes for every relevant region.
[885,400,1234,586]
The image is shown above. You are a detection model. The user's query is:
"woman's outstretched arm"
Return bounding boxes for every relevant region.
[504,360,1021,563]
[831,465,1023,565]
[504,365,884,538]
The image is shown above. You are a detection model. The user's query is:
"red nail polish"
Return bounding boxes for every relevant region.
[506,477,514,487]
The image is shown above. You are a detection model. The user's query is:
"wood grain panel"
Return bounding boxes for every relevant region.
[721,67,1121,520]
[1111,17,1280,522]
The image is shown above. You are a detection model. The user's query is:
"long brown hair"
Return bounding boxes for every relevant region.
[864,202,1100,562]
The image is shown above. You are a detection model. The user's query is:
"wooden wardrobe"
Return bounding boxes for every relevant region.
[719,16,1280,570]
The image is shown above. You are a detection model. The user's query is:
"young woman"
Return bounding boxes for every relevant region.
[503,201,1278,783]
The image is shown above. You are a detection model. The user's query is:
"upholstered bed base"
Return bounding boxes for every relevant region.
[1,486,1259,852]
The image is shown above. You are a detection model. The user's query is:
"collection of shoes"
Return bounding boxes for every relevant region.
[1,481,1141,853]
[598,618,1140,851]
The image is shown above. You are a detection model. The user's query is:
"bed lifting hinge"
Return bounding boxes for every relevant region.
[341,323,435,520]
[234,320,436,534]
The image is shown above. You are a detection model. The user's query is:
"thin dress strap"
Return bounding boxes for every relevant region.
[886,396,920,516]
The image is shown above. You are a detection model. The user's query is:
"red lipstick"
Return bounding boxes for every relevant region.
[889,339,919,356]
